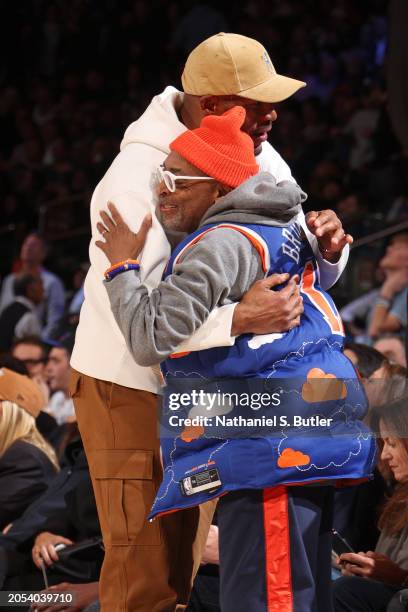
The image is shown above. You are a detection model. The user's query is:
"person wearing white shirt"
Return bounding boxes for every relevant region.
[71,33,351,612]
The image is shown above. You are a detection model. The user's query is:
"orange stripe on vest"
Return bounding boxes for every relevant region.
[301,262,344,335]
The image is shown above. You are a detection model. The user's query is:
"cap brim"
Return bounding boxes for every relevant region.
[236,73,306,104]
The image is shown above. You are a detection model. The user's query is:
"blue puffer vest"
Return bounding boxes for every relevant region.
[149,221,376,520]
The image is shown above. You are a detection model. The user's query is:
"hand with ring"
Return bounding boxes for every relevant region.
[96,202,152,264]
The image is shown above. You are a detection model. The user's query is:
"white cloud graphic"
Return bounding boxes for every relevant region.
[248,332,285,349]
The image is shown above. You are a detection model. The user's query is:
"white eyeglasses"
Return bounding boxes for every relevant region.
[157,165,214,192]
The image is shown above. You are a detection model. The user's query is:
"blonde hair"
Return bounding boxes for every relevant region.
[0,401,59,470]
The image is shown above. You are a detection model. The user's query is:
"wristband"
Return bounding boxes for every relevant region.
[104,259,140,281]
[375,297,391,309]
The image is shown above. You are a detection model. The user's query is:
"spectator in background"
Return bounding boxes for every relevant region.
[374,335,407,368]
[11,337,47,387]
[341,233,408,341]
[368,233,408,340]
[0,275,43,352]
[10,338,58,442]
[333,396,408,612]
[66,263,88,330]
[0,437,102,608]
[0,233,65,340]
[344,341,386,377]
[344,342,407,408]
[334,344,407,558]
[0,368,58,532]
[45,336,75,425]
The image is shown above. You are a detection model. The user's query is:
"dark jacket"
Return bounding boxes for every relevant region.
[0,301,30,352]
[0,439,102,589]
[0,439,87,552]
[0,440,57,531]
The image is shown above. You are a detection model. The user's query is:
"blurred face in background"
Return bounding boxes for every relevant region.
[46,348,70,394]
[379,235,408,273]
[20,234,46,266]
[12,342,46,379]
[374,337,407,368]
[380,418,408,483]
[363,362,390,408]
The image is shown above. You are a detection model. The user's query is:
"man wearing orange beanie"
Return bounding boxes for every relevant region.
[95,107,372,612]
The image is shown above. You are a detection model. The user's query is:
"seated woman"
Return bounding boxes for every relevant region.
[0,368,59,531]
[333,395,408,612]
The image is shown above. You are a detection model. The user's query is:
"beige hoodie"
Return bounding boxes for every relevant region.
[71,87,348,392]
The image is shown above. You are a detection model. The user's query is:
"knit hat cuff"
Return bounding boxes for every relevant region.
[170,130,259,188]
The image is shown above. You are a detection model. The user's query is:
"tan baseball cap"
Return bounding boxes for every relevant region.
[0,368,44,418]
[182,33,306,103]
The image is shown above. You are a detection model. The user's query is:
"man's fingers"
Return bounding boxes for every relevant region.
[289,316,301,329]
[96,222,108,236]
[328,228,347,245]
[281,279,301,299]
[108,202,125,226]
[261,273,290,289]
[100,210,116,230]
[305,211,318,227]
[315,219,341,238]
[95,240,107,254]
[328,231,352,251]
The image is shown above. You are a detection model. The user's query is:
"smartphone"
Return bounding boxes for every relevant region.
[332,529,354,556]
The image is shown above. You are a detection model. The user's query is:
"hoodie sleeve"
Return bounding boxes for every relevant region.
[104,228,263,367]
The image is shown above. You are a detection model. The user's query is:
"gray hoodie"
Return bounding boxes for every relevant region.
[105,174,306,367]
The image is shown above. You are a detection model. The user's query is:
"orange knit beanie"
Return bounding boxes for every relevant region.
[170,106,259,188]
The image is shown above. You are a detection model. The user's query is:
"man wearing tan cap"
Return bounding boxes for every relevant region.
[71,33,350,611]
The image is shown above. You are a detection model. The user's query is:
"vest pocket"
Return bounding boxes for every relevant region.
[90,448,161,546]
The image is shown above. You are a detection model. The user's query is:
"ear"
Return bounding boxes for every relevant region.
[199,96,219,115]
[215,183,233,199]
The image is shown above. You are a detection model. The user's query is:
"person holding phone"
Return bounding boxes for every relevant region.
[333,395,408,612]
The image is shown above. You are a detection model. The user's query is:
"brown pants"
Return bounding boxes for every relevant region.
[70,369,215,612]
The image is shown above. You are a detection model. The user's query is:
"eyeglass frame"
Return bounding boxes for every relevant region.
[157,165,214,193]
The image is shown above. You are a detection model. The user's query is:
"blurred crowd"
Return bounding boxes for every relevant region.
[1,0,408,610]
[1,337,408,611]
[1,0,407,294]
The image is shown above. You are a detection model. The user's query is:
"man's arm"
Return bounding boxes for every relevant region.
[90,190,252,351]
[369,279,408,338]
[103,228,263,366]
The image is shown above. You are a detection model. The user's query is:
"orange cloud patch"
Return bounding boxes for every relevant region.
[277,448,310,468]
[181,425,205,443]
[302,368,347,403]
